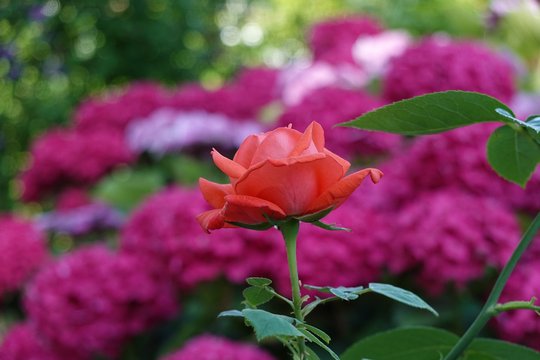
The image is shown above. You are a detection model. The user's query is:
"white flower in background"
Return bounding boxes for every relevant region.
[490,0,540,16]
[352,30,411,78]
[126,108,264,156]
[511,92,540,120]
[278,60,368,106]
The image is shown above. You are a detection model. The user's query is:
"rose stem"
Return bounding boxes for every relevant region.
[280,219,306,359]
[444,211,540,360]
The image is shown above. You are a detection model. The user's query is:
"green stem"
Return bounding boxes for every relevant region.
[280,220,306,359]
[444,212,540,360]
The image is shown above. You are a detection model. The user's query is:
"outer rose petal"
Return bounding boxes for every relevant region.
[212,149,246,179]
[222,195,286,225]
[307,168,383,213]
[199,178,233,208]
[197,209,225,233]
[324,149,350,174]
[235,153,345,215]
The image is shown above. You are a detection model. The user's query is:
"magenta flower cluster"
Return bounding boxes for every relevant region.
[20,129,134,202]
[383,37,516,103]
[160,334,276,360]
[24,245,178,358]
[0,216,47,298]
[390,191,520,295]
[309,16,382,65]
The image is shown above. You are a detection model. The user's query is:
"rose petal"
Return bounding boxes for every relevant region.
[222,195,286,224]
[289,121,325,156]
[199,178,233,208]
[235,154,345,215]
[212,149,246,179]
[233,134,262,168]
[197,209,225,233]
[250,128,302,164]
[324,148,350,174]
[306,168,383,213]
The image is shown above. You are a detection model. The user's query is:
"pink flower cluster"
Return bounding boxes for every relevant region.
[160,334,276,360]
[20,129,134,202]
[170,67,279,120]
[74,82,171,134]
[0,323,81,360]
[370,124,527,211]
[120,186,244,290]
[24,245,178,358]
[309,16,382,65]
[0,216,47,298]
[383,37,516,103]
[390,191,520,295]
[493,260,540,351]
[277,87,400,156]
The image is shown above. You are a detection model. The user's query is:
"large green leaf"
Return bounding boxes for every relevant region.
[467,338,540,360]
[340,91,514,135]
[341,327,458,360]
[341,327,540,360]
[242,309,304,341]
[369,283,438,316]
[487,125,540,187]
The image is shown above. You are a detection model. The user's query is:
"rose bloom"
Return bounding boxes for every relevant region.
[197,121,382,232]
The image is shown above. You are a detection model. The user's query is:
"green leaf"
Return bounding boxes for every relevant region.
[369,283,438,316]
[310,220,351,232]
[295,207,333,223]
[243,286,275,307]
[468,338,540,359]
[305,346,322,360]
[341,327,540,360]
[93,168,164,212]
[304,285,365,301]
[341,327,458,360]
[226,221,275,231]
[299,323,331,344]
[242,309,304,341]
[246,277,273,287]
[340,91,514,135]
[218,309,243,318]
[487,125,540,187]
[298,328,340,360]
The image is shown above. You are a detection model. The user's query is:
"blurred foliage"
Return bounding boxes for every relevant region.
[0,0,228,211]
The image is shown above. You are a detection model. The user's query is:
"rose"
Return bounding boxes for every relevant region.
[197,121,382,232]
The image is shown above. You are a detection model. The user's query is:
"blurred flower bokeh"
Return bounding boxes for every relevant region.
[1,0,540,359]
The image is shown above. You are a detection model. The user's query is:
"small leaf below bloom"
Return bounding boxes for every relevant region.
[246,277,273,287]
[369,283,438,316]
[243,286,275,307]
[218,309,244,318]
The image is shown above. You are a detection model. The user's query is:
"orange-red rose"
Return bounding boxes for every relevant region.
[197,121,382,232]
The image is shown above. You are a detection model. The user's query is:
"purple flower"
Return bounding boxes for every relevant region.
[24,245,178,358]
[277,86,400,157]
[309,16,383,65]
[383,37,516,103]
[0,216,48,298]
[160,334,276,360]
[391,191,520,295]
[126,109,264,156]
